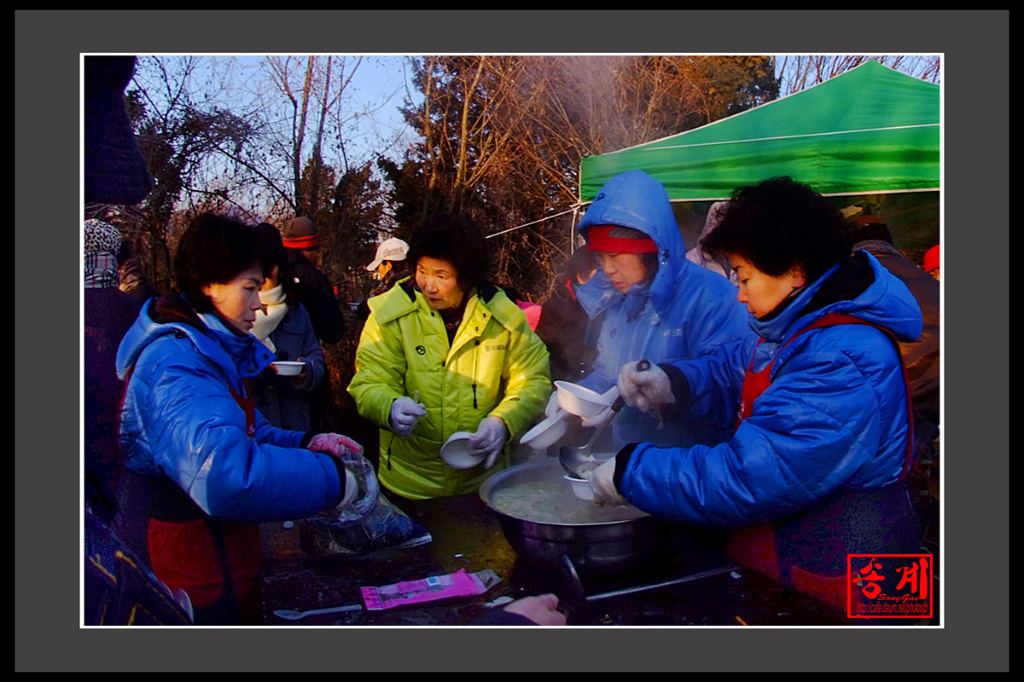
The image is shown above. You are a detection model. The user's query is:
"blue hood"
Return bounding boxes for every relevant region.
[116,295,275,391]
[576,169,688,318]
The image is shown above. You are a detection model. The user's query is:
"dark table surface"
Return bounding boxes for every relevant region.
[256,490,908,627]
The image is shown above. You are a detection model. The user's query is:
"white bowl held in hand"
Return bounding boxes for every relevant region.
[440,431,484,469]
[271,361,305,376]
[519,412,568,450]
[554,381,618,420]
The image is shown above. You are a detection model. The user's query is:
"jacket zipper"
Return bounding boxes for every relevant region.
[472,336,481,409]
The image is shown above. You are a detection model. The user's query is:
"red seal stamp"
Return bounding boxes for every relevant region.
[848,554,934,619]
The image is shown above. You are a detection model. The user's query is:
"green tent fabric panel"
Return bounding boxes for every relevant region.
[581,127,938,200]
[580,61,940,202]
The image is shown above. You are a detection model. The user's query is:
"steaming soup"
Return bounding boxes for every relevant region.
[489,473,649,525]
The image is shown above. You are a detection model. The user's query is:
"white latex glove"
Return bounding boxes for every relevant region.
[333,452,379,518]
[544,391,562,420]
[579,385,625,428]
[617,361,674,415]
[337,468,360,509]
[580,403,615,429]
[389,396,427,436]
[469,416,508,470]
[308,432,364,459]
[586,457,627,506]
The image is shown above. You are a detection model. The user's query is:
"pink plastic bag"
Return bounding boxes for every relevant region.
[361,569,499,611]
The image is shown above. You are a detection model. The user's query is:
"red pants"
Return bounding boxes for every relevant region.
[147,519,262,623]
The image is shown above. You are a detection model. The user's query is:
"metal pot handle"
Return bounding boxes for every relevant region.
[559,553,588,617]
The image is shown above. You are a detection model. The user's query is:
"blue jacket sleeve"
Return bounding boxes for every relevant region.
[670,336,753,429]
[621,344,887,527]
[140,349,343,523]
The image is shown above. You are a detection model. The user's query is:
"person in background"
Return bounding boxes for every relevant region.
[497,284,542,333]
[117,252,161,305]
[843,216,941,544]
[281,215,348,432]
[113,213,371,625]
[85,56,152,206]
[84,218,141,522]
[248,222,327,432]
[686,200,739,285]
[535,247,601,382]
[569,169,750,451]
[356,237,411,321]
[843,215,940,437]
[591,177,922,613]
[281,216,347,345]
[348,213,552,500]
[83,54,193,625]
[923,243,940,281]
[367,237,411,292]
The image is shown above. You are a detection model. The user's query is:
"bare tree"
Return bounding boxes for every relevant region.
[774,54,941,95]
[115,56,261,290]
[399,55,778,299]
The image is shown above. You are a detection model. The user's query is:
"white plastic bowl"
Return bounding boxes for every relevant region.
[440,431,484,469]
[271,361,305,377]
[519,412,568,450]
[564,474,594,500]
[554,381,618,420]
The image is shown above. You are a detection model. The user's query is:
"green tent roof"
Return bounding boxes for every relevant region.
[579,60,940,203]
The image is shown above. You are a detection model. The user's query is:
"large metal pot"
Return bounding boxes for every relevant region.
[479,458,667,576]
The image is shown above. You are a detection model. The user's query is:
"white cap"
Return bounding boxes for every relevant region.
[366,237,409,271]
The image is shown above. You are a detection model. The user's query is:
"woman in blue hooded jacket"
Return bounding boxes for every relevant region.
[572,169,750,450]
[114,214,366,625]
[589,178,922,612]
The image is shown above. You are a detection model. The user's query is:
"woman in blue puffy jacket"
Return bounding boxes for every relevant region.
[113,214,366,625]
[571,169,750,450]
[589,177,922,612]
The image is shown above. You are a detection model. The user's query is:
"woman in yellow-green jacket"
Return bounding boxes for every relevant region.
[348,214,551,499]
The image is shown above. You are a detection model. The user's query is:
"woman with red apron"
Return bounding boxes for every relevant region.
[114,214,363,625]
[587,177,922,615]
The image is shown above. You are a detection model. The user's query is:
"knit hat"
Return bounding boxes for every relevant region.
[585,225,658,254]
[84,56,153,205]
[281,217,320,250]
[366,237,410,271]
[923,244,940,273]
[84,219,123,288]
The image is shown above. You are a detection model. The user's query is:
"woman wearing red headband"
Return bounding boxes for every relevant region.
[569,170,750,451]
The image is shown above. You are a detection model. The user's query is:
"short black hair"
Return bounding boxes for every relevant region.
[702,176,849,282]
[173,213,269,313]
[252,221,300,302]
[407,213,490,292]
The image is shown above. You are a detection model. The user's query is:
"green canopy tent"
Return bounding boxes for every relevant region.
[578,60,941,252]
